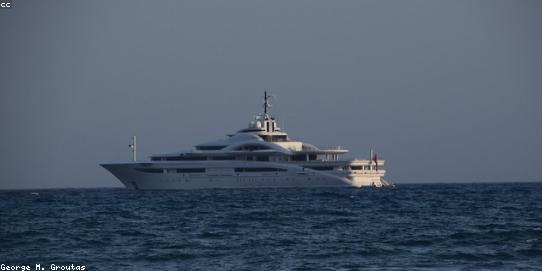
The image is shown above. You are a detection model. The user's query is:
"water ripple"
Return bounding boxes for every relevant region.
[1,183,541,270]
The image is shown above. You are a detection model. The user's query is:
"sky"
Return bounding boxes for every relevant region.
[0,0,541,189]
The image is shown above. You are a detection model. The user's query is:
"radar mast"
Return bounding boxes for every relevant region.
[263,90,270,117]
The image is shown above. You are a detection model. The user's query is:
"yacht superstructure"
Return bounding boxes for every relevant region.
[101,92,391,189]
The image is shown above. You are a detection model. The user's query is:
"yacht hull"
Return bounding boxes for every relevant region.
[101,161,386,190]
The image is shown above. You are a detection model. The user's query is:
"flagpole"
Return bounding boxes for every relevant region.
[129,136,137,161]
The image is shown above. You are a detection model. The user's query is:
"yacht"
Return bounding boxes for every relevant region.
[101,92,391,189]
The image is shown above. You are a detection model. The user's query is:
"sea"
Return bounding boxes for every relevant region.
[1,183,541,271]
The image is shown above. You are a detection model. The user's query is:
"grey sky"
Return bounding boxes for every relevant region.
[1,0,541,189]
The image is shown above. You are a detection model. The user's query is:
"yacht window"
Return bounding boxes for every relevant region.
[239,128,264,133]
[210,156,236,160]
[165,156,207,161]
[176,168,205,173]
[351,166,364,170]
[235,167,287,172]
[135,168,163,173]
[258,135,287,142]
[256,156,270,161]
[235,144,271,151]
[305,166,334,171]
[196,145,227,151]
[291,154,307,161]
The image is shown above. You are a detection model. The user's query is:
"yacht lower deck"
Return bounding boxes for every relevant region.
[101,160,387,190]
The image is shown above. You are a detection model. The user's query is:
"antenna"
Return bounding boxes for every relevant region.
[129,136,137,161]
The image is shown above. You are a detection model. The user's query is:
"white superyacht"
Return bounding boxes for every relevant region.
[101,92,391,189]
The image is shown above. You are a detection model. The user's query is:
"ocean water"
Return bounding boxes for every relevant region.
[1,183,541,270]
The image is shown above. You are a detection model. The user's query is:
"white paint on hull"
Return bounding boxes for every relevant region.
[101,161,387,190]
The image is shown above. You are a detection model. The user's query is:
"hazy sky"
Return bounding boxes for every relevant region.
[1,0,541,189]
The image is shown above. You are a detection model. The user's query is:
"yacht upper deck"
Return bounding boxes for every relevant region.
[150,91,381,167]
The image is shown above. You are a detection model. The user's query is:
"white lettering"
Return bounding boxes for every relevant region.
[0,264,30,271]
[49,265,85,271]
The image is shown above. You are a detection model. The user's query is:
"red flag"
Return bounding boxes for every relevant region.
[373,153,378,171]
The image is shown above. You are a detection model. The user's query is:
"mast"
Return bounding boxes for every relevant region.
[263,90,268,116]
